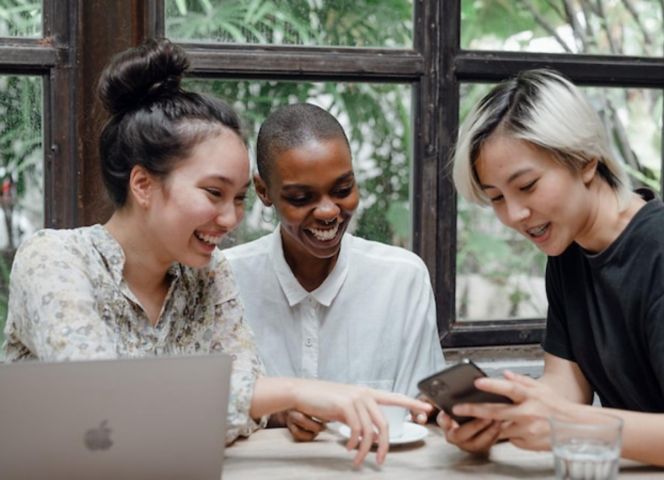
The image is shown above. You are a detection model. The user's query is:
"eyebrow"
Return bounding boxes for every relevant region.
[281,171,355,189]
[480,168,533,190]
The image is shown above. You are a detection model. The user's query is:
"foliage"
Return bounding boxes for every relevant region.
[167,0,412,47]
[0,0,41,37]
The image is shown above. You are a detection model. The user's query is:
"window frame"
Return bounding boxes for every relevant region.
[0,0,79,228]
[12,0,664,349]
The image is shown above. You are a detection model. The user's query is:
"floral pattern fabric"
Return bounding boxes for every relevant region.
[4,224,265,444]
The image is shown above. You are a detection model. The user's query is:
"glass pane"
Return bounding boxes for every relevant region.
[456,83,662,321]
[461,0,663,57]
[0,75,43,346]
[166,0,413,47]
[184,79,412,249]
[0,0,42,37]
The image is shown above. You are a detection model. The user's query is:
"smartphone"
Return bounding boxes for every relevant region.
[417,359,512,425]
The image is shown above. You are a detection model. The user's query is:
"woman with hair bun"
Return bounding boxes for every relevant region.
[441,69,664,466]
[3,38,430,466]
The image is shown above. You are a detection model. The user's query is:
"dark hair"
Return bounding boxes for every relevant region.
[256,103,350,183]
[98,38,245,206]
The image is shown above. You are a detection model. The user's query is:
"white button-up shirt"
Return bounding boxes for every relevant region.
[224,229,445,397]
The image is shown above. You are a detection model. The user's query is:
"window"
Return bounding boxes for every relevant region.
[4,1,663,351]
[0,0,77,346]
[451,1,664,346]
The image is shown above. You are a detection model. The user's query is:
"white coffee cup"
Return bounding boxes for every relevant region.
[381,405,407,439]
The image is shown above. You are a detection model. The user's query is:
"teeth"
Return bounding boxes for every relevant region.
[527,224,548,237]
[307,224,339,241]
[195,232,223,246]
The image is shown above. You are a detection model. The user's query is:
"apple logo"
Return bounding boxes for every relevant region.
[84,420,113,451]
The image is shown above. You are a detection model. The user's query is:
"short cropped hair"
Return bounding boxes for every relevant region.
[453,69,631,209]
[256,103,350,183]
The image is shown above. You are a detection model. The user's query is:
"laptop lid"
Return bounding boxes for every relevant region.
[0,354,231,480]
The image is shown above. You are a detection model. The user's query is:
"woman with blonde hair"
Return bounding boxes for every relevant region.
[441,69,664,466]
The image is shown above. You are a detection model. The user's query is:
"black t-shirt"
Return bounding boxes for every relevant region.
[543,194,664,412]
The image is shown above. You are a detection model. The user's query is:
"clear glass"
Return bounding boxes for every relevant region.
[0,0,42,37]
[184,79,412,249]
[461,0,663,57]
[550,412,623,480]
[166,0,413,47]
[456,83,662,322]
[0,75,43,346]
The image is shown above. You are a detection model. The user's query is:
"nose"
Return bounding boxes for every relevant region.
[314,196,341,222]
[215,201,242,230]
[505,198,530,225]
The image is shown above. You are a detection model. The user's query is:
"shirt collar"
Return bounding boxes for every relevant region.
[90,224,181,286]
[269,226,350,308]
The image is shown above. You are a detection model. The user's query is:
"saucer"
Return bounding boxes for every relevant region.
[337,422,428,445]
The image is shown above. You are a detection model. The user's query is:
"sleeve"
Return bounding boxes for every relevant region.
[392,260,446,398]
[542,258,575,361]
[4,231,118,362]
[207,255,268,445]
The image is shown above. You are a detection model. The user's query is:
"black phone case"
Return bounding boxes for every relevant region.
[417,360,512,425]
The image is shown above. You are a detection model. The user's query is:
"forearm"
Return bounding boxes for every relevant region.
[575,404,664,466]
[539,354,593,404]
[538,373,588,404]
[250,377,297,419]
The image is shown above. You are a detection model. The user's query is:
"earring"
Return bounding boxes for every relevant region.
[260,206,275,225]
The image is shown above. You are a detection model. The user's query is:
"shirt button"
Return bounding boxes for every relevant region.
[305,338,313,347]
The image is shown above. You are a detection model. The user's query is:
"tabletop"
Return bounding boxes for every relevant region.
[223,425,663,479]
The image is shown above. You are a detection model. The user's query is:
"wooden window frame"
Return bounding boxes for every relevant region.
[13,0,664,348]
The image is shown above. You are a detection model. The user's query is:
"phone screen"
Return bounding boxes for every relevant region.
[417,360,512,425]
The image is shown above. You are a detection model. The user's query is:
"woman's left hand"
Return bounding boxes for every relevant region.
[451,370,575,451]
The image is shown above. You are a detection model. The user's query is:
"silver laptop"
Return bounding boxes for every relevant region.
[0,354,232,480]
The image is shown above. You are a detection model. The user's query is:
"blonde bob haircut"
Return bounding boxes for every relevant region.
[453,69,632,209]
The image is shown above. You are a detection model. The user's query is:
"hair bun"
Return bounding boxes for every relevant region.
[98,38,190,116]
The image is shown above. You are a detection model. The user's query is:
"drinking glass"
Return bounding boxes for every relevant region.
[550,412,623,480]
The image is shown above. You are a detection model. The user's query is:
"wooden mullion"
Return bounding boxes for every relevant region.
[185,44,424,81]
[42,0,78,228]
[455,50,664,88]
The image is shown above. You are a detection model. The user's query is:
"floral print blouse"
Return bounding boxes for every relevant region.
[4,225,266,444]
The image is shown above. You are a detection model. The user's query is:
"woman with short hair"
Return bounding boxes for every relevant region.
[442,69,664,466]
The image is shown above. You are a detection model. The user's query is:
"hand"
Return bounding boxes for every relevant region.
[411,395,436,424]
[451,370,574,451]
[436,410,501,455]
[285,409,326,442]
[291,379,433,467]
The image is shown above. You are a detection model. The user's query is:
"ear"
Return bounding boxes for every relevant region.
[128,165,156,208]
[581,158,599,184]
[253,174,273,207]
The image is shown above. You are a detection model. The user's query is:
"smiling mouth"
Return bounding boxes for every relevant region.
[526,223,550,238]
[306,223,340,242]
[194,231,223,247]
